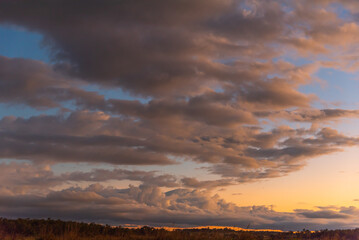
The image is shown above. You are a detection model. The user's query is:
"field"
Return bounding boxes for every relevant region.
[0,218,359,240]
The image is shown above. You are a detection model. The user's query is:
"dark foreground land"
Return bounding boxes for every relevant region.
[0,218,359,240]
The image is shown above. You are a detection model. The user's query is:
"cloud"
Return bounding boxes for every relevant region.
[0,0,322,101]
[0,111,357,183]
[1,0,359,230]
[295,209,351,219]
[0,111,175,165]
[256,109,359,122]
[0,56,317,128]
[0,183,357,230]
[232,193,242,196]
[0,0,238,96]
[0,162,181,195]
[0,56,107,110]
[108,97,257,127]
[0,0,358,104]
[65,169,179,188]
[181,178,234,189]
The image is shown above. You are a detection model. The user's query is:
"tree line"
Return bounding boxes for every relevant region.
[0,217,358,240]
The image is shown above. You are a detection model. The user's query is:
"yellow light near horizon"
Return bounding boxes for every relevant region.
[220,146,359,212]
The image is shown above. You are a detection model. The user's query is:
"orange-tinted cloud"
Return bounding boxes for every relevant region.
[0,0,359,230]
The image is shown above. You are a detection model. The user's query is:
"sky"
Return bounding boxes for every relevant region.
[1,0,359,231]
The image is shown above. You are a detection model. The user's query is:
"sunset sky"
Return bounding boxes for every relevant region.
[1,0,359,231]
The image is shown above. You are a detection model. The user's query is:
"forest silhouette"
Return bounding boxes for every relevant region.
[0,218,359,240]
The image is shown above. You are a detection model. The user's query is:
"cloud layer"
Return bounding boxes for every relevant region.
[0,0,359,230]
[0,162,358,231]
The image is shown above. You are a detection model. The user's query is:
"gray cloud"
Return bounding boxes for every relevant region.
[0,0,359,230]
[0,0,284,97]
[0,183,357,230]
[295,209,351,219]
[0,162,181,195]
[0,111,357,183]
[0,0,322,106]
[181,178,234,189]
[255,109,359,122]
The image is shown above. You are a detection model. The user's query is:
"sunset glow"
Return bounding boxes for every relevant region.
[1,0,359,231]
